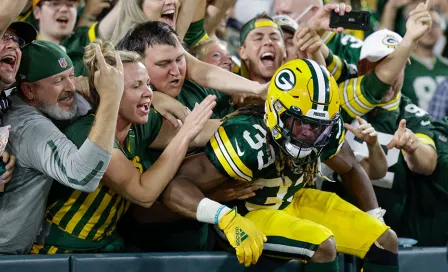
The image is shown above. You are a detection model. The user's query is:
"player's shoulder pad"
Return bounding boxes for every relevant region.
[208,115,268,182]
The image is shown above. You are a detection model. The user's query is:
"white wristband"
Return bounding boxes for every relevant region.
[367,207,386,224]
[196,198,231,225]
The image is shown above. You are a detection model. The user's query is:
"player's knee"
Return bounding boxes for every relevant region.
[376,229,398,254]
[311,237,337,263]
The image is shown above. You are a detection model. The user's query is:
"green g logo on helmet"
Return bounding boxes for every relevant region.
[274,68,296,91]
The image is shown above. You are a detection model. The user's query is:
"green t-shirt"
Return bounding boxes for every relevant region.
[43,109,163,252]
[401,117,448,246]
[324,95,435,235]
[183,19,209,48]
[60,23,99,77]
[178,79,235,119]
[204,112,344,215]
[401,54,448,111]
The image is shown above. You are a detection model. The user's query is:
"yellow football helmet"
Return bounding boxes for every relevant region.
[264,58,340,164]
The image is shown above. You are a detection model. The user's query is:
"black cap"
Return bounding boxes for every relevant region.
[8,22,38,45]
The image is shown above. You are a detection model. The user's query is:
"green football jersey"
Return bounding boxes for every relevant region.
[204,112,345,215]
[183,19,209,49]
[60,23,99,77]
[323,32,363,67]
[401,117,448,245]
[329,95,435,232]
[178,80,235,119]
[401,54,448,110]
[43,109,163,251]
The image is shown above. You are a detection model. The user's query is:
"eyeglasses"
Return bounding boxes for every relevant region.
[1,33,25,48]
[41,0,78,9]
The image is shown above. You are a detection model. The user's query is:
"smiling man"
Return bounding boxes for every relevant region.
[237,13,285,84]
[32,0,119,76]
[0,40,124,255]
[0,21,37,98]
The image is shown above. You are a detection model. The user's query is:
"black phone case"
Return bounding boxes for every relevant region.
[329,10,371,31]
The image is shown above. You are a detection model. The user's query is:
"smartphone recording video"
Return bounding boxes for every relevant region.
[329,10,371,31]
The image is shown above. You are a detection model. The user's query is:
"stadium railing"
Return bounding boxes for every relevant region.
[0,247,446,272]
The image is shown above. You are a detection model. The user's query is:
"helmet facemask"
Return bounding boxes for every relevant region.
[270,100,339,168]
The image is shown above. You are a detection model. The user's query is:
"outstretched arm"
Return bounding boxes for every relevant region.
[204,0,235,37]
[386,119,437,175]
[161,153,266,267]
[176,0,202,41]
[186,52,268,98]
[324,140,379,211]
[344,116,388,180]
[375,0,432,84]
[0,0,28,37]
[102,96,215,208]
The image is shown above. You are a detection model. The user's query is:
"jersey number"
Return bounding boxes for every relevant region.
[243,124,275,170]
[413,76,446,110]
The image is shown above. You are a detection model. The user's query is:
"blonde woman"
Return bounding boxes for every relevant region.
[31,40,217,254]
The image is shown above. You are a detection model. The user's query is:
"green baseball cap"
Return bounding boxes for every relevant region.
[239,13,283,45]
[16,40,74,84]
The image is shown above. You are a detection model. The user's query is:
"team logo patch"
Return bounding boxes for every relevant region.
[58,58,68,68]
[382,35,400,49]
[439,135,447,142]
[275,68,296,91]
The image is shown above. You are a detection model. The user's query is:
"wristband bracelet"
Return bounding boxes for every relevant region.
[214,205,227,225]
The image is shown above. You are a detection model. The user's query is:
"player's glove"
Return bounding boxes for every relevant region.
[218,208,267,267]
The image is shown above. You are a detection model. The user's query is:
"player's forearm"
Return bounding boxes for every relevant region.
[0,0,29,37]
[405,143,437,175]
[186,53,261,96]
[366,142,388,180]
[162,176,207,219]
[190,119,222,148]
[87,98,120,152]
[375,36,415,84]
[340,163,379,211]
[176,0,200,41]
[378,1,398,31]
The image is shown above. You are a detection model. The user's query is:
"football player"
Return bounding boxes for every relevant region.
[161,59,399,271]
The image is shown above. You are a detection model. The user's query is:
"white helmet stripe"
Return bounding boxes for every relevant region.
[308,60,326,112]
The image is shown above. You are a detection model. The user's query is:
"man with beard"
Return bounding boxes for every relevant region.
[31,0,120,76]
[400,2,448,111]
[0,40,124,254]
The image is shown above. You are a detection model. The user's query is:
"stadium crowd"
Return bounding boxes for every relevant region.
[0,0,448,271]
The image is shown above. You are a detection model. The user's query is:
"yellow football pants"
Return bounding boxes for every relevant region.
[244,188,389,260]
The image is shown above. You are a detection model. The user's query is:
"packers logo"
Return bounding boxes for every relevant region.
[275,68,296,91]
[382,35,400,49]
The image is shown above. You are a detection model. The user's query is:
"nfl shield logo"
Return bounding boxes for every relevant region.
[439,135,447,142]
[58,58,67,68]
